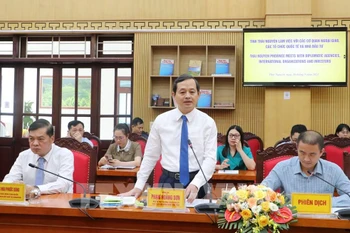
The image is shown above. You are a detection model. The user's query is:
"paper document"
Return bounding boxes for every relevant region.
[103,195,122,202]
[122,196,136,206]
[100,164,136,170]
[117,165,136,169]
[218,170,239,174]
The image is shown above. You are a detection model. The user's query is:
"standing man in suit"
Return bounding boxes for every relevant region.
[121,74,217,203]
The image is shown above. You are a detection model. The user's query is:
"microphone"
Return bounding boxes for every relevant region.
[28,163,99,209]
[307,170,350,219]
[188,139,219,214]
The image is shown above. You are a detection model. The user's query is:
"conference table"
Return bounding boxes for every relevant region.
[96,168,257,195]
[96,167,140,194]
[0,194,349,233]
[211,170,256,183]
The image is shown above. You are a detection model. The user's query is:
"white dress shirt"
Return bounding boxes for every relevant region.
[135,108,217,190]
[3,144,74,194]
[82,137,94,147]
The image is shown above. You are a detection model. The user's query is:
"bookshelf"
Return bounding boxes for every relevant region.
[149,45,236,109]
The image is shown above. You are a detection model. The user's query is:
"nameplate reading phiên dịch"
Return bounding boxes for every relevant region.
[291,193,332,214]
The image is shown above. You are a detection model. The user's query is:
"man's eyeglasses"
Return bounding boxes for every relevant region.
[114,136,125,141]
[228,134,240,138]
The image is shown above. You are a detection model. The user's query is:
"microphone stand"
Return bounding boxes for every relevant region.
[188,139,219,214]
[29,163,99,209]
[307,170,350,219]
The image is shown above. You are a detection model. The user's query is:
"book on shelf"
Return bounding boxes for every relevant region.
[211,73,232,76]
[215,59,230,74]
[188,60,202,76]
[197,90,212,107]
[159,59,174,75]
[213,102,234,108]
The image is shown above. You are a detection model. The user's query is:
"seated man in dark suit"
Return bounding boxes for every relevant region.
[131,117,149,140]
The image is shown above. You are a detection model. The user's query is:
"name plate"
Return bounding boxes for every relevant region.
[291,193,332,214]
[0,183,26,202]
[147,188,185,210]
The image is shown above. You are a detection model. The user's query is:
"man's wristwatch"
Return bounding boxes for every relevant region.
[32,186,41,198]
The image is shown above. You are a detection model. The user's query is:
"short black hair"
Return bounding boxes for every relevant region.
[114,123,130,136]
[131,117,144,126]
[172,74,200,93]
[29,119,54,137]
[291,124,307,136]
[68,120,85,130]
[335,123,350,135]
[297,130,324,150]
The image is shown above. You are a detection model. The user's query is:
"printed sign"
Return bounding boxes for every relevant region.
[291,193,332,214]
[0,183,26,202]
[147,188,185,210]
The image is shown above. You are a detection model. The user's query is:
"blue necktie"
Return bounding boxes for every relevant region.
[180,115,189,186]
[35,157,45,186]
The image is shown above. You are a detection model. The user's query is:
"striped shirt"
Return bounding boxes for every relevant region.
[262,157,350,207]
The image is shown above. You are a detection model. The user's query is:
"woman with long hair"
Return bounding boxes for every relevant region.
[216,125,255,170]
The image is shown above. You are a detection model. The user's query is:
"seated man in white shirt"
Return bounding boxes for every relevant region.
[3,119,74,196]
[67,120,93,147]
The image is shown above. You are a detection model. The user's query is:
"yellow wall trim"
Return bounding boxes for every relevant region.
[311,19,350,28]
[1,19,350,31]
[0,20,266,31]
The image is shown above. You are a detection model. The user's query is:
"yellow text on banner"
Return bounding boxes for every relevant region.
[147,188,185,210]
[291,193,332,214]
[0,183,26,202]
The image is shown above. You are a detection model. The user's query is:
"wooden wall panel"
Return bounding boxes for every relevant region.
[310,34,350,135]
[0,0,265,21]
[266,0,311,15]
[264,88,311,147]
[266,16,311,27]
[264,0,312,147]
[133,32,265,138]
[311,85,350,136]
[312,0,350,18]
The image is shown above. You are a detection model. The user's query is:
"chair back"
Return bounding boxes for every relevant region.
[153,156,162,187]
[244,132,264,162]
[274,136,290,148]
[324,134,338,142]
[83,132,101,159]
[256,143,298,183]
[324,138,350,170]
[344,152,350,179]
[129,133,147,156]
[54,138,97,193]
[217,133,225,146]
